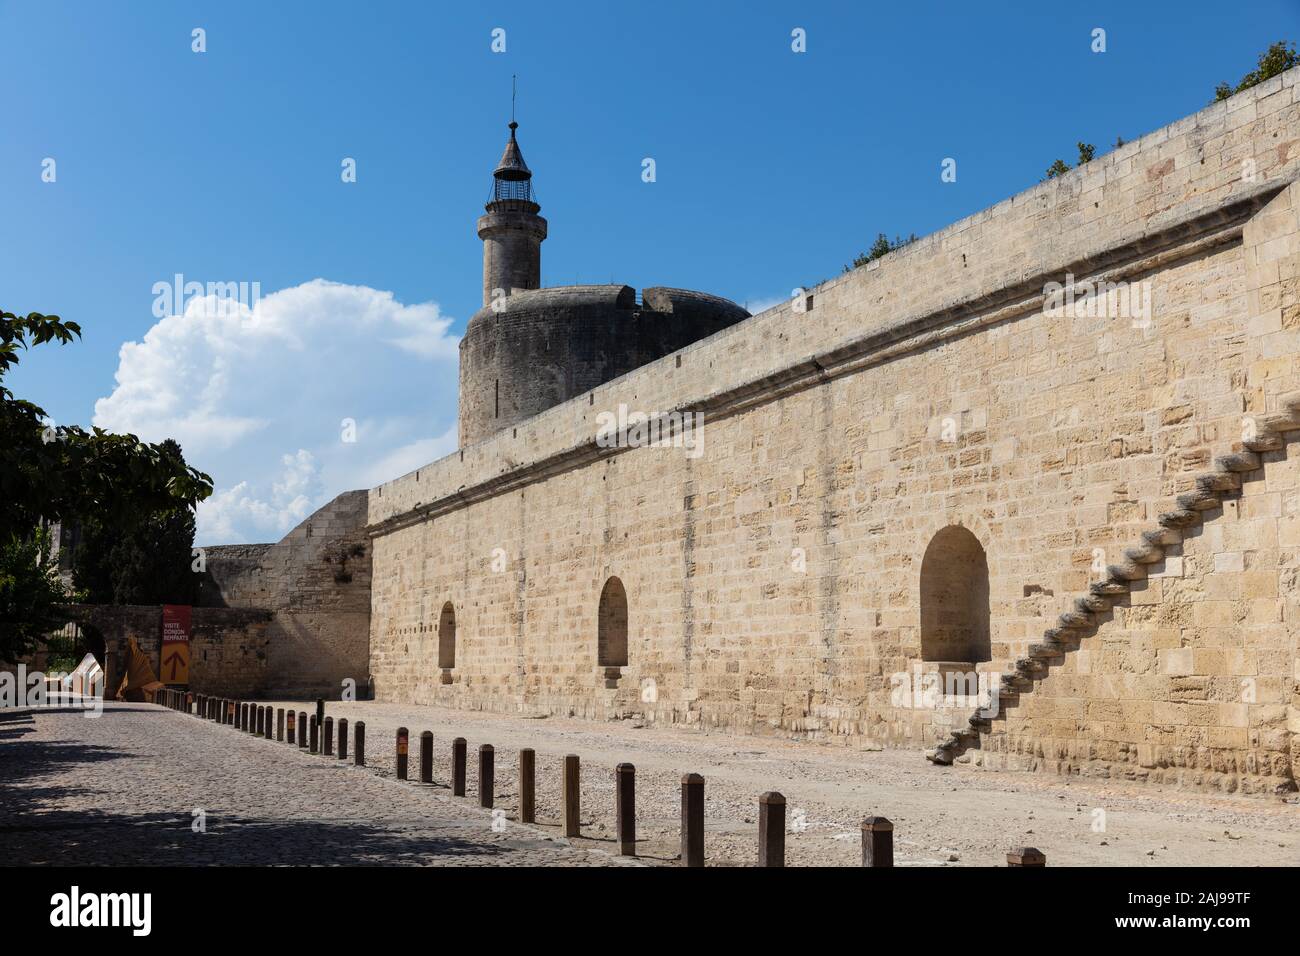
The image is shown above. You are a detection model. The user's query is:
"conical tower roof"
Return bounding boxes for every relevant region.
[494,122,531,181]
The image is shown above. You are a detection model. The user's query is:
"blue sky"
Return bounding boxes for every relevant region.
[2,0,1296,543]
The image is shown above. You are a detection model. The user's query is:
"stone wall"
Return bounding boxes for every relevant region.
[200,491,372,699]
[367,71,1300,792]
[70,604,273,698]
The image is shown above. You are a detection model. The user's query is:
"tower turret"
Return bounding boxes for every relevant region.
[477,121,547,307]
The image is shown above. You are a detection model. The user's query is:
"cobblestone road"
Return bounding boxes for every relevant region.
[0,703,634,866]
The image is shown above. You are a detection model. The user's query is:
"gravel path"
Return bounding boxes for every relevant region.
[0,703,634,867]
[262,699,1300,867]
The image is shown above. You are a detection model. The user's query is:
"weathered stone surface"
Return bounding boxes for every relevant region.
[347,71,1300,795]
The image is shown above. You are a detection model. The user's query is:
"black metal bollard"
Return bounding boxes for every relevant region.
[277,708,285,742]
[323,716,334,756]
[519,748,535,824]
[681,773,705,867]
[298,712,308,749]
[563,755,581,838]
[452,738,467,796]
[758,792,786,867]
[265,706,274,740]
[861,816,894,867]
[354,720,365,767]
[309,716,319,754]
[286,709,296,745]
[337,718,348,760]
[1007,847,1046,867]
[315,698,324,735]
[395,727,409,780]
[419,731,433,784]
[616,763,636,856]
[478,745,494,809]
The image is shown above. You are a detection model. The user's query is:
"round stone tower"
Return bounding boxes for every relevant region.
[476,121,547,307]
[459,120,752,448]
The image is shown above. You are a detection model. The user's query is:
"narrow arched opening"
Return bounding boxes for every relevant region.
[597,576,628,687]
[438,601,456,683]
[919,526,991,665]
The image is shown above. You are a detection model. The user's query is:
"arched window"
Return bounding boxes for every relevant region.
[438,602,456,672]
[597,576,628,668]
[919,526,991,664]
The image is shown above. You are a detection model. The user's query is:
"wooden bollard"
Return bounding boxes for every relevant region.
[616,763,636,856]
[1007,847,1046,867]
[337,718,348,760]
[396,727,409,780]
[563,754,581,838]
[298,711,308,749]
[323,716,334,755]
[354,720,366,767]
[479,745,494,808]
[286,709,296,744]
[758,792,786,867]
[277,708,285,742]
[451,738,467,796]
[309,716,319,754]
[518,748,535,824]
[419,731,433,783]
[861,816,894,867]
[681,773,705,867]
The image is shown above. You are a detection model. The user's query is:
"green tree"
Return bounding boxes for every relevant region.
[1213,40,1297,102]
[1044,158,1072,180]
[73,440,201,606]
[1045,143,1096,181]
[0,528,71,664]
[1,309,212,660]
[845,232,917,272]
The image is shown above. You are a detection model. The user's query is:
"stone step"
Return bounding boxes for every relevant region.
[1196,472,1240,494]
[1125,543,1164,564]
[1243,432,1284,452]
[1216,450,1261,473]
[929,410,1300,770]
[1175,490,1222,511]
[1158,509,1201,529]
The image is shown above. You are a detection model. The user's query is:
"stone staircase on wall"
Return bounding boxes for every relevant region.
[927,392,1300,774]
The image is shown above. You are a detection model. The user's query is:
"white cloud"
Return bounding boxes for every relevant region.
[196,450,321,543]
[94,279,460,545]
